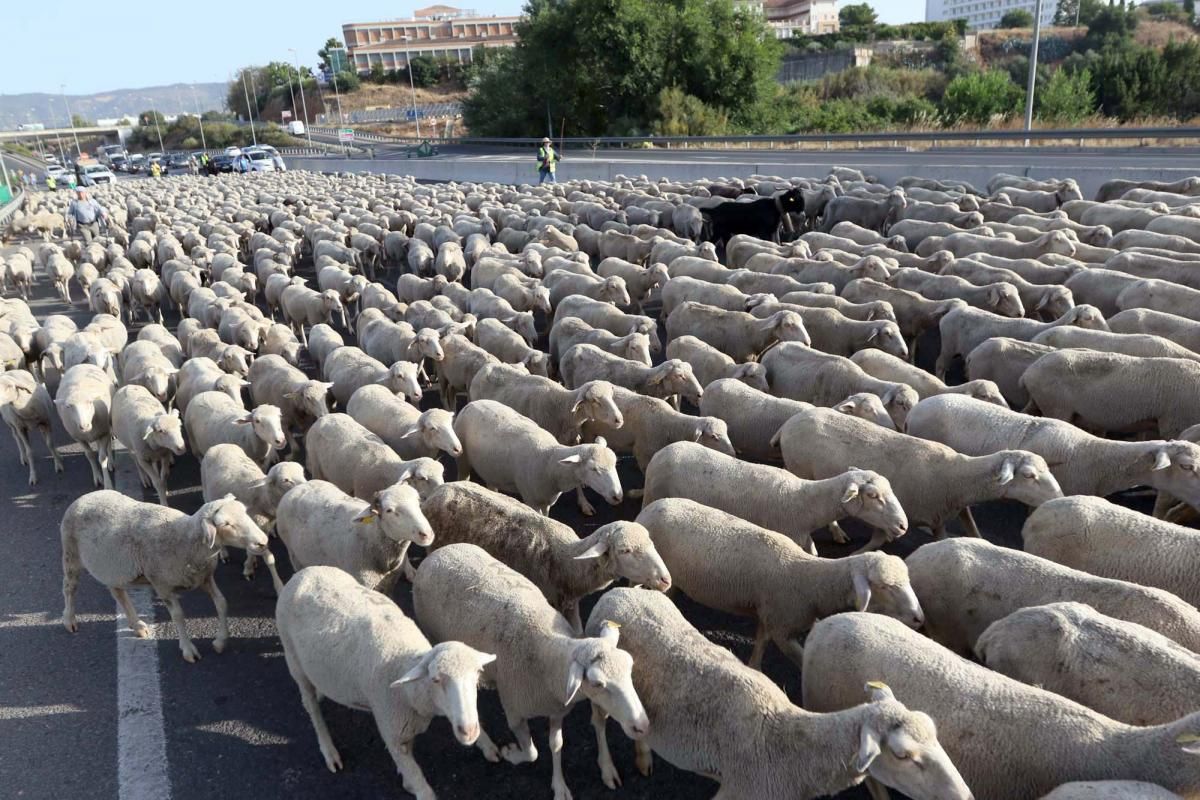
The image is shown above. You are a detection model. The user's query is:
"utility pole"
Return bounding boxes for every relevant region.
[190,84,208,151]
[152,110,166,154]
[1022,0,1046,146]
[289,48,314,148]
[241,71,258,145]
[61,84,82,158]
[402,36,421,139]
[331,71,345,125]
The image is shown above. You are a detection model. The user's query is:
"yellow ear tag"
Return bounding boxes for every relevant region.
[1178,733,1200,744]
[866,680,890,690]
[604,620,622,629]
[358,514,377,524]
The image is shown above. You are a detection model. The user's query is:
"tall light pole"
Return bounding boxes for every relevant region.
[402,36,421,139]
[61,84,82,158]
[331,71,345,125]
[189,84,208,151]
[151,110,166,154]
[289,48,314,148]
[241,70,258,145]
[1022,0,1046,146]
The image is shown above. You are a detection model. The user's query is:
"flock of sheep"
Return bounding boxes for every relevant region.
[3,162,1200,800]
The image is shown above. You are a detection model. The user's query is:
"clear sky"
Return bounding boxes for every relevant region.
[10,0,925,96]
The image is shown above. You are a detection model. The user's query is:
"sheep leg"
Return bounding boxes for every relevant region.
[157,588,201,663]
[634,738,653,777]
[204,574,230,654]
[81,444,104,488]
[8,423,29,466]
[576,486,597,517]
[749,622,769,670]
[1164,501,1198,526]
[242,554,257,580]
[828,520,850,545]
[18,428,36,485]
[456,455,472,482]
[851,528,890,554]
[41,426,64,473]
[131,455,151,489]
[259,549,285,594]
[958,507,982,538]
[61,559,80,633]
[774,636,806,667]
[390,743,435,800]
[286,654,343,772]
[548,716,572,800]
[473,726,501,762]
[565,602,584,636]
[501,716,538,764]
[111,587,150,638]
[589,704,621,788]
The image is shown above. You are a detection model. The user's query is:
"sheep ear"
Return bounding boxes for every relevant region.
[559,454,582,464]
[399,426,422,439]
[392,655,431,687]
[854,726,882,773]
[201,515,219,549]
[835,398,857,414]
[1177,733,1200,754]
[477,652,497,669]
[354,507,379,524]
[864,680,895,702]
[563,660,586,705]
[995,459,1015,485]
[853,569,872,612]
[1034,294,1048,311]
[142,425,157,441]
[282,391,298,400]
[593,436,606,449]
[841,482,860,504]
[597,619,621,645]
[235,414,253,425]
[574,539,609,560]
[1153,449,1172,471]
[865,327,878,342]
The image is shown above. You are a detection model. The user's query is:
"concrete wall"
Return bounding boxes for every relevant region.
[289,154,1200,199]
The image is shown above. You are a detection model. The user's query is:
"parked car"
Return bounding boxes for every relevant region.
[256,144,286,171]
[126,154,146,173]
[45,165,67,180]
[224,146,242,157]
[43,153,57,163]
[208,154,237,174]
[167,153,189,169]
[109,155,128,172]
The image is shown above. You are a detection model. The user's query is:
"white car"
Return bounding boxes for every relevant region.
[243,149,276,172]
[256,144,286,171]
[46,165,68,180]
[81,163,117,186]
[224,146,243,157]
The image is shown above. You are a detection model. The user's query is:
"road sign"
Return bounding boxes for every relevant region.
[338,128,354,143]
[281,110,292,121]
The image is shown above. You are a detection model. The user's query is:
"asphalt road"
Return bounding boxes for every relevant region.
[0,177,1133,800]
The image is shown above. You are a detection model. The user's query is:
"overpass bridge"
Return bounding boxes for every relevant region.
[0,125,126,144]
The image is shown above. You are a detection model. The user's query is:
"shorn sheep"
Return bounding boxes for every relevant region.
[803,612,1200,800]
[586,588,971,800]
[62,491,271,662]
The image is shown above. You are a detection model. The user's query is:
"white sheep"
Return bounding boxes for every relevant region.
[907,538,1200,655]
[1023,496,1200,608]
[468,362,623,445]
[586,589,971,800]
[175,357,245,416]
[62,491,270,662]
[639,497,921,668]
[306,323,344,373]
[662,335,769,392]
[54,364,117,489]
[548,317,652,367]
[850,349,1008,406]
[276,566,496,796]
[346,384,461,460]
[802,612,1200,800]
[642,442,908,555]
[455,399,622,516]
[665,301,809,362]
[776,406,1061,547]
[472,317,551,376]
[976,602,1200,727]
[413,543,650,800]
[323,346,422,408]
[0,370,63,485]
[110,385,186,506]
[276,479,432,589]
[246,354,332,453]
[280,285,346,346]
[183,391,285,468]
[560,344,703,409]
[421,482,670,632]
[1040,783,1183,800]
[304,413,445,501]
[553,295,661,352]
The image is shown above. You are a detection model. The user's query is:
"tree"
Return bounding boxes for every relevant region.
[318,37,345,72]
[137,110,166,127]
[1187,0,1197,24]
[1053,0,1104,26]
[1085,2,1138,50]
[839,3,878,36]
[942,70,1025,124]
[368,62,387,83]
[70,114,93,127]
[1037,67,1096,122]
[999,9,1034,28]
[462,0,781,136]
[652,87,728,135]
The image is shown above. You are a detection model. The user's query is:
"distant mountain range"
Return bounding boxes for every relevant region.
[0,83,228,129]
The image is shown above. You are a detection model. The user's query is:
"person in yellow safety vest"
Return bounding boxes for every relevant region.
[537,137,559,184]
[46,174,57,191]
[150,161,161,178]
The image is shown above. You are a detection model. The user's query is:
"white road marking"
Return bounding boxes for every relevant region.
[0,703,85,719]
[116,589,171,800]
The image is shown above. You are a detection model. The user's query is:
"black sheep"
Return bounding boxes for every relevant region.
[701,188,805,248]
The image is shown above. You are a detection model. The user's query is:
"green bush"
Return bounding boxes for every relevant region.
[999,9,1034,28]
[333,70,361,92]
[942,70,1025,124]
[653,87,729,135]
[1037,67,1096,122]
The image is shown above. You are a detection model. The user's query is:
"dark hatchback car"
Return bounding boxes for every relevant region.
[207,154,237,174]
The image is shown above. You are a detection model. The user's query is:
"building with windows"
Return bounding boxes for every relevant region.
[342,5,520,73]
[926,0,1056,29]
[738,0,839,36]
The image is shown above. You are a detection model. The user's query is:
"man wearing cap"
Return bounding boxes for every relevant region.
[537,137,559,184]
[67,188,109,244]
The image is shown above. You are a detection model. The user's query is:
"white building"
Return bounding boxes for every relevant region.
[739,0,839,37]
[926,0,1056,29]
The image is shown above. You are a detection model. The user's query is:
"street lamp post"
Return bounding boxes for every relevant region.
[241,71,258,145]
[152,110,166,154]
[289,48,314,148]
[190,84,208,151]
[1022,0,1046,146]
[331,71,345,126]
[61,85,82,158]
[402,36,421,139]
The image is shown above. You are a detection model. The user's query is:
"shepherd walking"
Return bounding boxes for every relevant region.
[537,136,559,184]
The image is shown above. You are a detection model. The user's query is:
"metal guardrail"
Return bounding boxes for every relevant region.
[0,189,27,230]
[309,125,1200,150]
[315,104,462,125]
